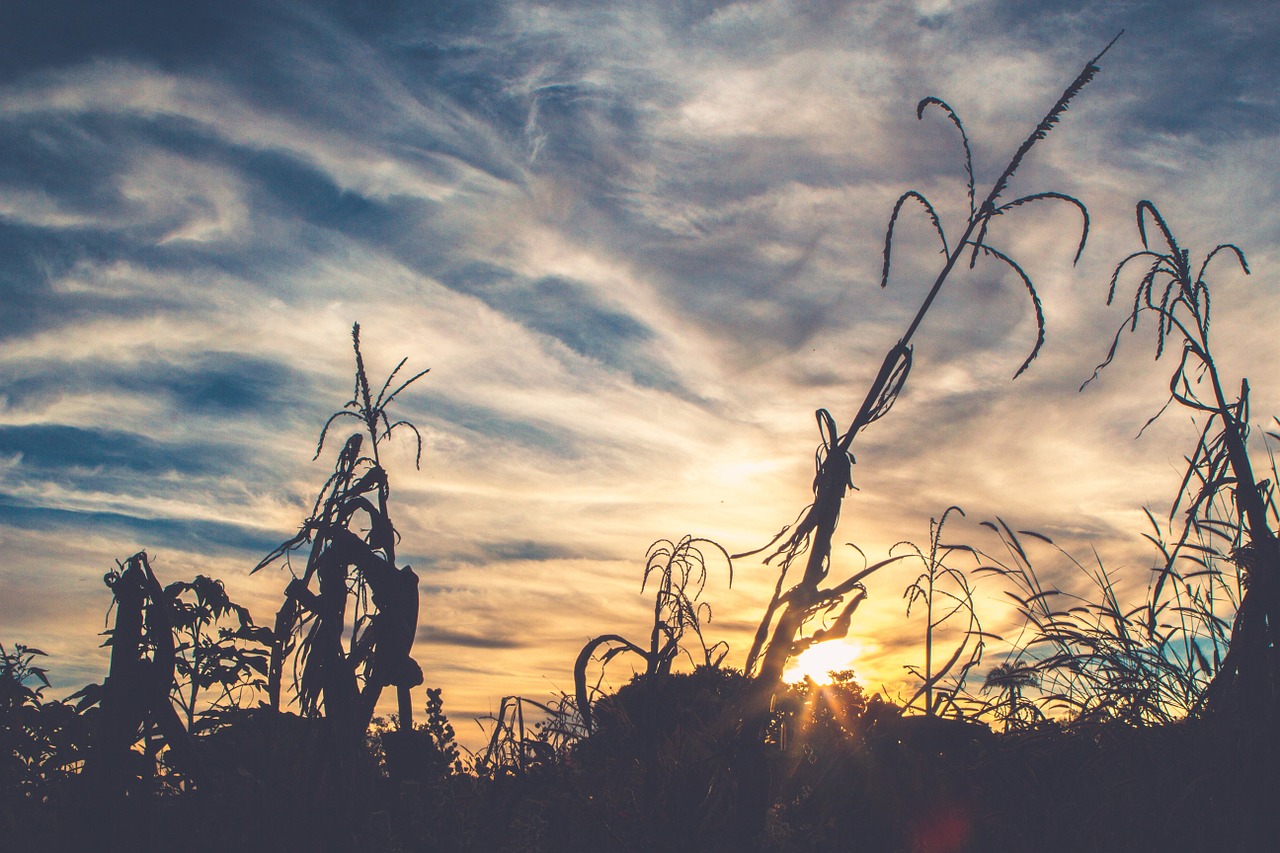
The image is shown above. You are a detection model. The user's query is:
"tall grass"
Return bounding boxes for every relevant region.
[475,694,578,778]
[896,507,989,717]
[974,520,1229,725]
[1082,201,1275,718]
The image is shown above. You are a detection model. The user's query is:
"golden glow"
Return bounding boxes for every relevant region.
[783,639,863,685]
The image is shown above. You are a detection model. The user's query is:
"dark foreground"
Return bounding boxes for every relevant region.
[5,668,1279,853]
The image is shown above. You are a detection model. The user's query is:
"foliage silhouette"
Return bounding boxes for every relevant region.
[574,535,731,733]
[896,507,990,717]
[167,574,271,732]
[1,643,58,798]
[254,322,427,743]
[736,33,1119,756]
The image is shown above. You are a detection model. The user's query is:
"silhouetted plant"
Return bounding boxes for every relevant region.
[167,575,271,732]
[981,662,1041,731]
[737,35,1118,737]
[1,643,52,795]
[1135,506,1244,710]
[1083,200,1274,723]
[254,322,427,742]
[0,644,48,700]
[375,687,465,783]
[574,535,731,732]
[1,644,97,813]
[475,694,574,778]
[975,520,1218,724]
[1079,200,1280,844]
[896,507,989,717]
[421,687,463,774]
[568,666,754,850]
[86,552,203,797]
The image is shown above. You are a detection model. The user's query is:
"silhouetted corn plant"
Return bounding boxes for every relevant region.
[1081,204,1280,844]
[574,536,731,732]
[85,552,203,798]
[254,322,428,743]
[1083,201,1275,721]
[737,36,1118,734]
[896,507,991,718]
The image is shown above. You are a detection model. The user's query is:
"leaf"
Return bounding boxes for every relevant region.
[882,191,949,288]
[917,96,976,218]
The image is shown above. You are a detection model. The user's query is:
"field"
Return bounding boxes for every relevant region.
[4,29,1280,853]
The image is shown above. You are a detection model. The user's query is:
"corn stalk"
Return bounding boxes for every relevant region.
[737,35,1118,733]
[1083,200,1275,723]
[86,552,203,798]
[255,323,427,742]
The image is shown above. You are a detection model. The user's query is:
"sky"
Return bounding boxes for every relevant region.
[0,0,1277,746]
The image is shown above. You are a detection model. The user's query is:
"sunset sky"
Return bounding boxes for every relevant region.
[1,0,1277,745]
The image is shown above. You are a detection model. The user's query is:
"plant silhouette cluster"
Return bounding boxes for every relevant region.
[5,34,1280,852]
[574,536,732,733]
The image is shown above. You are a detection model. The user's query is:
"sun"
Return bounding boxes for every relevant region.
[783,639,863,685]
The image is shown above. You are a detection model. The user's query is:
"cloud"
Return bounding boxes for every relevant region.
[0,497,283,557]
[1,351,300,415]
[0,423,233,476]
[417,625,526,650]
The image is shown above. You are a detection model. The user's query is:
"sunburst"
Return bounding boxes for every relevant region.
[783,639,863,685]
